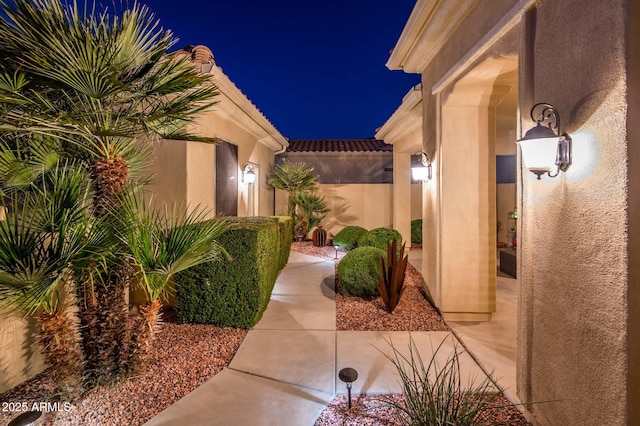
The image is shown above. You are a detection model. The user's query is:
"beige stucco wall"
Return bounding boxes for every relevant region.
[516,1,634,424]
[0,313,45,393]
[408,0,635,422]
[147,107,278,218]
[276,184,396,239]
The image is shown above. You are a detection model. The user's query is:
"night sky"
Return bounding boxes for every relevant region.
[145,0,421,139]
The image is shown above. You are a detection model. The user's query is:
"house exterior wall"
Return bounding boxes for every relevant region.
[148,110,279,218]
[517,1,635,424]
[277,152,393,184]
[275,184,394,238]
[390,0,637,423]
[0,313,45,393]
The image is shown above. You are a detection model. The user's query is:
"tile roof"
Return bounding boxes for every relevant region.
[286,138,392,153]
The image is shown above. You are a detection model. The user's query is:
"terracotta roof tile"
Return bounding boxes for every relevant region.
[286,138,392,153]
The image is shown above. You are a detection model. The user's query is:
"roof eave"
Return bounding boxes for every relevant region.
[386,0,478,74]
[375,84,422,144]
[204,63,288,152]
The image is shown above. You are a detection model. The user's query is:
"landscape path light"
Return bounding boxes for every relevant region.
[8,411,42,426]
[338,367,358,409]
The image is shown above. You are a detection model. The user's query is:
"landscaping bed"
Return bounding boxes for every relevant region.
[292,241,449,331]
[292,241,530,426]
[0,310,246,426]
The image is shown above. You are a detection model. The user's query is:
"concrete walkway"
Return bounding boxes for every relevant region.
[146,251,489,426]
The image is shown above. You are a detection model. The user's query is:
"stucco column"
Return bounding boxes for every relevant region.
[393,151,412,248]
[439,87,497,321]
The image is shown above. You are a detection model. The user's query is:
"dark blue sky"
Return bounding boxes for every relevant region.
[146,0,421,139]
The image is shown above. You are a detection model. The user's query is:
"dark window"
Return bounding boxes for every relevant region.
[496,155,516,184]
[216,141,238,215]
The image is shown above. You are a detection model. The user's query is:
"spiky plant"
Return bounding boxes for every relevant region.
[267,160,319,217]
[116,191,228,373]
[0,164,111,395]
[379,337,501,425]
[0,0,219,382]
[378,238,408,313]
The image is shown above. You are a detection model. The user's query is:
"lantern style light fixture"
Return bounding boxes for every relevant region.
[242,163,256,184]
[411,151,432,182]
[517,103,572,180]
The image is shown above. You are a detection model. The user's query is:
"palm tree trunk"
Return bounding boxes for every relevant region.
[36,305,85,396]
[79,155,132,383]
[78,273,129,384]
[90,156,129,216]
[125,299,162,375]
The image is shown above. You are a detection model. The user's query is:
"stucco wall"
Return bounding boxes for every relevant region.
[0,313,45,393]
[517,1,632,424]
[409,0,635,421]
[278,152,393,184]
[275,184,397,239]
[148,108,278,218]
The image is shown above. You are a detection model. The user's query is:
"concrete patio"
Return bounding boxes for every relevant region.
[145,251,494,425]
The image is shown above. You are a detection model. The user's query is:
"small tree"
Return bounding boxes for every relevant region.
[267,159,319,217]
[291,192,329,238]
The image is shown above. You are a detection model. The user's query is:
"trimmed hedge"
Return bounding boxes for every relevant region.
[338,246,385,297]
[357,227,403,257]
[333,225,367,248]
[411,219,422,244]
[274,216,293,271]
[174,217,280,328]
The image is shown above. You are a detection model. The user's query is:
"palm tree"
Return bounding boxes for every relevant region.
[290,192,329,238]
[0,0,219,382]
[0,165,112,395]
[115,190,228,373]
[267,160,319,217]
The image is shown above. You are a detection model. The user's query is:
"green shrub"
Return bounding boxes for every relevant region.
[333,225,367,248]
[411,219,422,244]
[358,227,403,257]
[274,216,293,271]
[174,217,280,328]
[338,246,385,297]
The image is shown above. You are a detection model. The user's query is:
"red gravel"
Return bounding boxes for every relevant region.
[0,312,246,426]
[315,394,532,426]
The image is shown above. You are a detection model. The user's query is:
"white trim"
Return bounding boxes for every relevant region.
[375,84,423,144]
[431,0,538,94]
[386,0,478,73]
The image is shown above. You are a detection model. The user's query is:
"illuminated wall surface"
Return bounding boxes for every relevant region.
[387,0,640,423]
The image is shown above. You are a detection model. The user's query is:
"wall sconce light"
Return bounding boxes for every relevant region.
[242,163,256,184]
[517,103,572,180]
[411,151,432,182]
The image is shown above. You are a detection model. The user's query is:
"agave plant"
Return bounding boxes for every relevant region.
[0,164,111,395]
[0,0,219,382]
[115,190,228,373]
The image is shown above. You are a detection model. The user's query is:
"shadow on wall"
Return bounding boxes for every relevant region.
[0,313,46,393]
[320,186,357,236]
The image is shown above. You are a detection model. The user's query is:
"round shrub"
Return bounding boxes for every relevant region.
[333,225,367,248]
[411,219,422,244]
[357,227,403,256]
[338,246,385,298]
